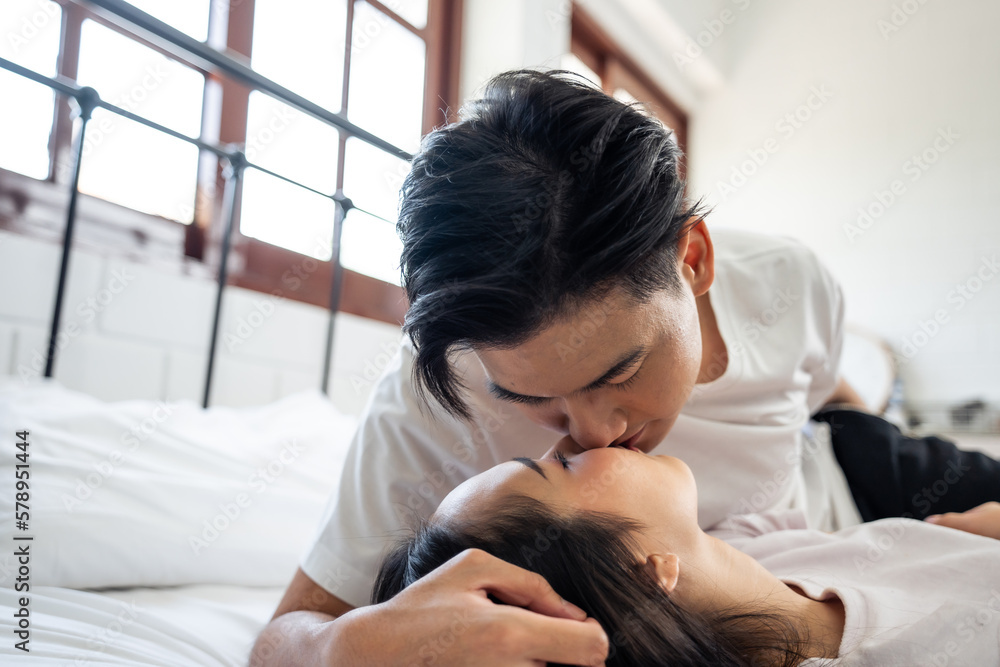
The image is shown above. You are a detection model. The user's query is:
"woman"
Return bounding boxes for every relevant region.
[372,446,1000,666]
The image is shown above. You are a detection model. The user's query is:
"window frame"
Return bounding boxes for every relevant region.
[0,0,463,326]
[226,0,462,323]
[570,4,689,179]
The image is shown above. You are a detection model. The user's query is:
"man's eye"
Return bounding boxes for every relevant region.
[612,364,643,391]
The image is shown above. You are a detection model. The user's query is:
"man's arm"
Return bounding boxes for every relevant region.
[252,339,605,664]
[249,553,610,666]
[249,568,354,666]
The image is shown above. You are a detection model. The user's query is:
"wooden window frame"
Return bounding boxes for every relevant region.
[224,0,463,325]
[0,0,463,326]
[571,4,689,179]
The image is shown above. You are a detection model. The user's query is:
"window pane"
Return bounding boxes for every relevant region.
[76,112,200,221]
[381,0,427,29]
[240,168,336,260]
[251,0,347,111]
[75,20,204,222]
[76,20,204,136]
[342,137,410,223]
[349,1,425,153]
[124,0,211,42]
[245,91,339,194]
[0,0,62,179]
[340,207,402,285]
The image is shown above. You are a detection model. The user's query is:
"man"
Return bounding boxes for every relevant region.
[251,70,999,666]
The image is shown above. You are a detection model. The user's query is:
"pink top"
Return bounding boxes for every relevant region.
[711,511,1000,665]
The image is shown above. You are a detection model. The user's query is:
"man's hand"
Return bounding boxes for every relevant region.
[925,502,1000,540]
[333,548,609,666]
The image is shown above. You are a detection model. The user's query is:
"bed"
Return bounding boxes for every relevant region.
[0,381,357,665]
[1,9,392,662]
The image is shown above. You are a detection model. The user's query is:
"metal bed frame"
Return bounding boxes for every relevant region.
[0,0,413,408]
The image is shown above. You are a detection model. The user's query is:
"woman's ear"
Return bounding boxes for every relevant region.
[643,553,680,594]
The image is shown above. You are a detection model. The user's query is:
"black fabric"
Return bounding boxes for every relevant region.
[812,408,1000,522]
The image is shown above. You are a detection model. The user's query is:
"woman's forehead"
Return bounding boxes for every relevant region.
[434,460,551,521]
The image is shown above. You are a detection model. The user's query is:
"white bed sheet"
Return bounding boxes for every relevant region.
[0,583,284,665]
[0,379,359,665]
[2,377,996,665]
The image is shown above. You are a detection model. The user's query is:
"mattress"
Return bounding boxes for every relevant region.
[0,584,285,665]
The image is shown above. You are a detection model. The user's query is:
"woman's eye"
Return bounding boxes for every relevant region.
[555,451,570,469]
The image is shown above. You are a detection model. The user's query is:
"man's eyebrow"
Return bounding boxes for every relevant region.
[512,457,550,482]
[486,347,647,403]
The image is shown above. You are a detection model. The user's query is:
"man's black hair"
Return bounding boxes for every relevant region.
[398,69,708,419]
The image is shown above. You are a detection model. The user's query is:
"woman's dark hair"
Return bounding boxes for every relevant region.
[398,69,708,419]
[372,495,809,666]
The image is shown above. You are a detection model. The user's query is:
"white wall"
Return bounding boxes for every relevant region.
[5,1,996,418]
[459,0,572,102]
[680,0,1000,406]
[457,0,999,414]
[0,230,402,417]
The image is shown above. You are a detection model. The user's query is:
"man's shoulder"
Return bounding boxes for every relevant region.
[711,227,819,269]
[712,227,834,301]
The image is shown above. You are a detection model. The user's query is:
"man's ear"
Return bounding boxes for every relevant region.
[674,218,715,297]
[643,553,680,595]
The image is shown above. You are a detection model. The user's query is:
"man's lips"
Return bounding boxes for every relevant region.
[614,425,646,451]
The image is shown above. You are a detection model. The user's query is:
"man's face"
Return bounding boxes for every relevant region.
[474,285,703,454]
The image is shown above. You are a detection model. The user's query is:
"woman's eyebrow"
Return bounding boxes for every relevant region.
[512,456,551,482]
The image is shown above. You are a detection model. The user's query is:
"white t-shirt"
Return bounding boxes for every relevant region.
[712,510,1000,666]
[301,228,850,608]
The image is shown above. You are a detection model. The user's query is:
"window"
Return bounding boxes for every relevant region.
[340,137,409,284]
[239,92,342,259]
[0,0,462,325]
[347,1,426,154]
[567,5,689,174]
[75,19,204,222]
[241,0,346,260]
[117,0,210,41]
[237,0,431,286]
[0,0,62,180]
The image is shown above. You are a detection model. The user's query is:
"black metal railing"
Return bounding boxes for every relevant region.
[0,0,412,407]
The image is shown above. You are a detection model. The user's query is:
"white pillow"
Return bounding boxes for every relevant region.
[0,378,356,590]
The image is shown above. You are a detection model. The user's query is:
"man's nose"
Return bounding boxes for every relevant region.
[542,435,583,460]
[543,410,628,458]
[559,398,628,452]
